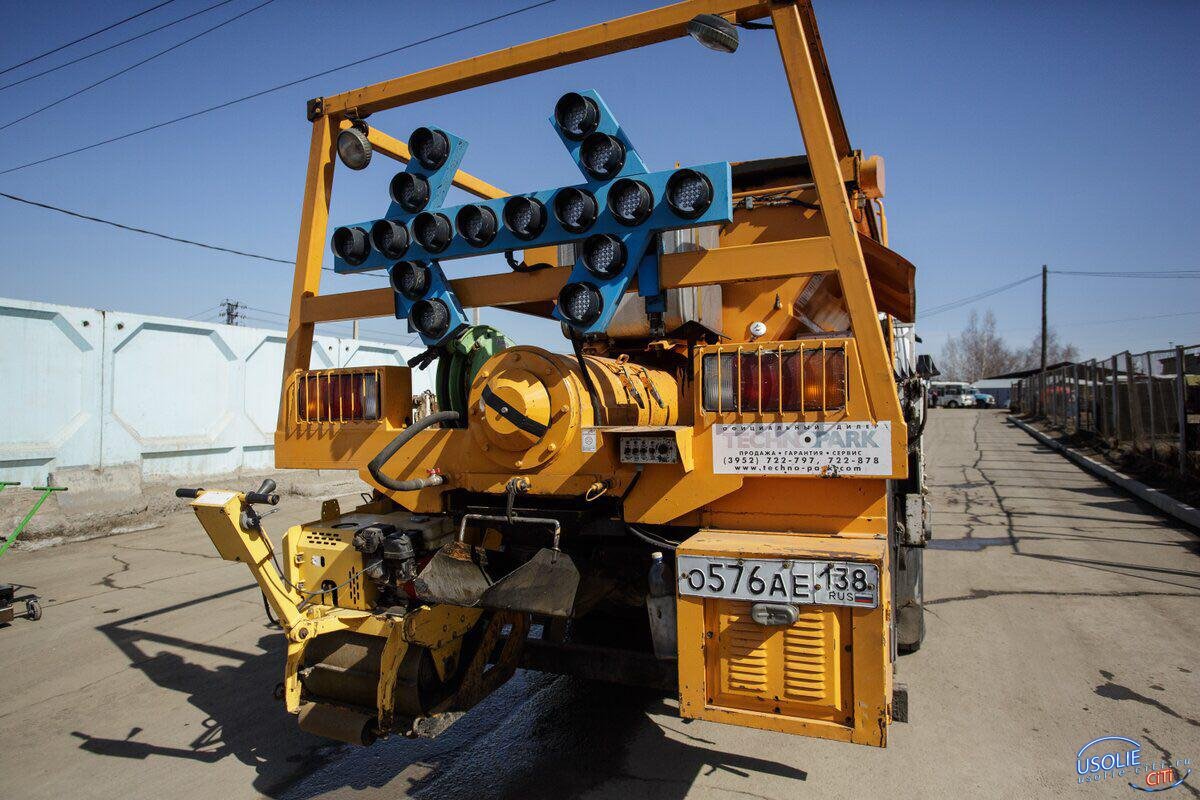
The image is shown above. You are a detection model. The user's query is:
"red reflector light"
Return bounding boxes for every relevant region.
[702,348,846,413]
[297,370,381,422]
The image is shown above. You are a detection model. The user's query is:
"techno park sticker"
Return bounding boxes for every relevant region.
[1077,736,1192,792]
[712,421,892,476]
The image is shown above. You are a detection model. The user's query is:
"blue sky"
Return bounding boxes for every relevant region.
[0,0,1197,359]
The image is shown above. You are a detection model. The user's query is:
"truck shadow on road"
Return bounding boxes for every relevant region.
[70,588,808,799]
[70,586,338,797]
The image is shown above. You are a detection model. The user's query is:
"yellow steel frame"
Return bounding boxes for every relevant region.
[276,0,902,443]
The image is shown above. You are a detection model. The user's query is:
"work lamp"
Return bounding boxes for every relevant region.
[412,212,453,253]
[686,13,739,53]
[390,172,430,213]
[581,233,626,278]
[455,204,498,248]
[553,187,598,233]
[409,127,450,170]
[370,219,410,260]
[390,260,431,301]
[666,169,713,219]
[503,196,547,240]
[579,132,626,180]
[607,178,653,226]
[554,92,600,140]
[331,226,370,266]
[557,281,603,327]
[411,298,451,339]
[336,126,372,170]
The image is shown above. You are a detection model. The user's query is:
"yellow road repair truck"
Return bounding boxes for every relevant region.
[179,0,932,749]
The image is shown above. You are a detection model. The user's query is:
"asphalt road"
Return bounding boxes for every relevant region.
[0,410,1196,799]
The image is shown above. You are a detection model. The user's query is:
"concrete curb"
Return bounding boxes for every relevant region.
[1007,415,1200,532]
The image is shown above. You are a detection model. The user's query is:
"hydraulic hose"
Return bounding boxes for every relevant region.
[367,410,460,491]
[570,332,605,426]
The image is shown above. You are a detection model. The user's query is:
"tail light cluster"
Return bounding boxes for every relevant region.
[702,347,847,413]
[298,369,381,423]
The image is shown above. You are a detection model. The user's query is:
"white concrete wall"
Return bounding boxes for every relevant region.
[0,297,425,485]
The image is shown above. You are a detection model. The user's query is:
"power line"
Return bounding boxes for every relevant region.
[1050,269,1200,279]
[922,272,1040,318]
[0,0,240,95]
[243,305,420,345]
[1000,309,1200,334]
[184,304,222,319]
[0,0,558,176]
[0,190,290,263]
[0,0,180,78]
[0,0,278,132]
[919,266,1197,320]
[240,313,420,346]
[0,190,386,278]
[1065,309,1200,326]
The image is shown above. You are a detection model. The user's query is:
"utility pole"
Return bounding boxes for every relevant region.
[352,319,359,339]
[1040,265,1048,416]
[220,299,244,326]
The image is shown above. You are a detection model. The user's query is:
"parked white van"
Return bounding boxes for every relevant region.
[929,382,976,408]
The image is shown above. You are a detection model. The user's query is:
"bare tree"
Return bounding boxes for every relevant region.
[939,309,1019,382]
[1020,328,1079,368]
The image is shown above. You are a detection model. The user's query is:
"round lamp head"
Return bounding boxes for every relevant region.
[606,178,654,226]
[369,219,410,260]
[411,298,451,339]
[336,126,372,170]
[579,132,626,181]
[581,233,627,278]
[557,281,603,327]
[390,260,431,301]
[686,13,739,53]
[412,212,453,253]
[503,196,547,240]
[553,187,598,234]
[553,92,600,140]
[408,127,450,170]
[390,171,431,213]
[455,204,498,248]
[665,168,714,219]
[331,226,370,266]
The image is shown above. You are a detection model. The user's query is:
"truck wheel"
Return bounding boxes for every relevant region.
[895,548,924,654]
[945,400,958,409]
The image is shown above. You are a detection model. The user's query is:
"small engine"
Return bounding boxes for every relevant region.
[284,509,454,612]
[352,515,454,605]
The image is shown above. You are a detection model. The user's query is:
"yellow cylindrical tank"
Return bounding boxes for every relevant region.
[467,346,677,471]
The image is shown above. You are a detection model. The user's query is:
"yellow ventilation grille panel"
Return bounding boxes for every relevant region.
[706,601,849,723]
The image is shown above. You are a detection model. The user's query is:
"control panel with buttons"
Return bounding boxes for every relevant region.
[619,434,679,464]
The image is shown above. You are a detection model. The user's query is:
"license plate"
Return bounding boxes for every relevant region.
[676,555,880,609]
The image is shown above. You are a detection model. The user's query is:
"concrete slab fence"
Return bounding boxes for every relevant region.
[1,296,426,487]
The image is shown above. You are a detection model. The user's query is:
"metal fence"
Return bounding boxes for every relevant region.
[1010,344,1199,479]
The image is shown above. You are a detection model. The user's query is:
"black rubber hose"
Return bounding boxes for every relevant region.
[368,410,460,491]
[571,333,605,426]
[504,249,552,273]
